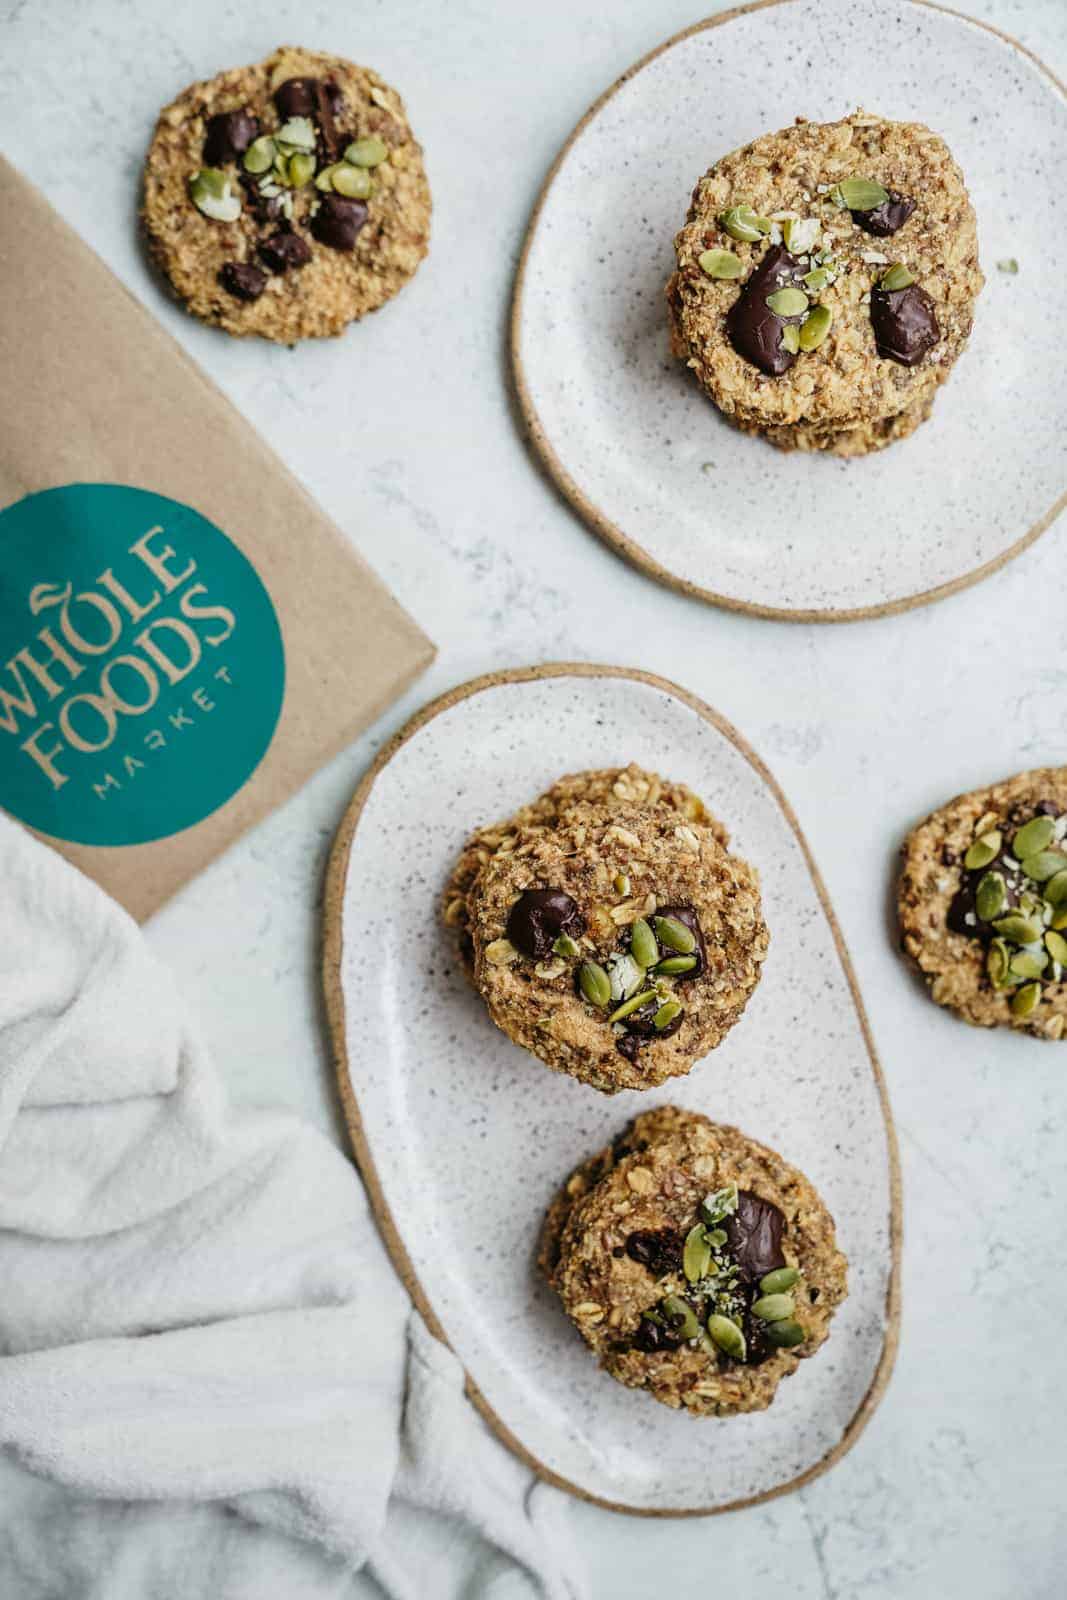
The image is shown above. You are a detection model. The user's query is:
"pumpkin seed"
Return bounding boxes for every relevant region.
[1043,868,1067,906]
[717,203,771,242]
[1045,930,1067,966]
[997,257,1019,274]
[552,933,581,959]
[700,1183,739,1226]
[654,955,698,976]
[798,303,833,350]
[766,286,809,317]
[613,873,631,896]
[829,177,889,211]
[653,1000,684,1032]
[1053,906,1067,931]
[276,116,316,152]
[752,1293,795,1322]
[759,1266,801,1295]
[781,324,801,355]
[879,263,915,291]
[699,248,743,280]
[964,831,1002,870]
[707,1313,746,1360]
[630,918,659,970]
[484,938,518,965]
[652,915,697,954]
[243,135,276,174]
[1013,817,1056,858]
[683,1223,712,1283]
[608,988,657,1024]
[706,1228,728,1248]
[1010,950,1048,980]
[345,135,389,168]
[286,151,315,188]
[189,168,241,222]
[1021,850,1067,883]
[577,960,611,1008]
[332,162,373,199]
[764,1319,805,1348]
[992,914,1043,945]
[662,1295,701,1340]
[781,216,820,254]
[1011,981,1041,1017]
[975,871,1006,921]
[803,266,832,292]
[987,939,1012,988]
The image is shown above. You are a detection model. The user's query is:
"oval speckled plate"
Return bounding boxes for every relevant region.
[512,0,1067,621]
[323,665,901,1514]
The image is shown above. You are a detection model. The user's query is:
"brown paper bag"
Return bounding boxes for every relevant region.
[0,156,434,919]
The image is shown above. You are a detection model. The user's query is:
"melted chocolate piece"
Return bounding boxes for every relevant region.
[632,1315,683,1353]
[723,1190,786,1284]
[310,193,368,251]
[726,244,805,376]
[314,78,345,161]
[624,1229,683,1276]
[218,261,267,302]
[238,171,283,225]
[869,283,939,366]
[203,109,259,166]
[851,192,915,236]
[258,230,312,274]
[654,903,707,980]
[273,77,319,118]
[506,888,584,960]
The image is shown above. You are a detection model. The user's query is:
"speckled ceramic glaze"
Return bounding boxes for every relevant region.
[330,668,898,1512]
[513,0,1066,619]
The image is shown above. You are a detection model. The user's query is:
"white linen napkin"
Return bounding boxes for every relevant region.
[0,815,585,1600]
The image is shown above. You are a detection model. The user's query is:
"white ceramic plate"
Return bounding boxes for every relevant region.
[512,0,1067,620]
[324,666,900,1513]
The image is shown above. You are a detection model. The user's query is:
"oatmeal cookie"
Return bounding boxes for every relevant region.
[143,46,431,340]
[442,764,725,977]
[465,799,767,1093]
[734,392,932,456]
[541,1106,847,1417]
[667,109,981,445]
[899,767,1067,1039]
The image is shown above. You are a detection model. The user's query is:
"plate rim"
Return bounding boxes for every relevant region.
[509,0,1067,625]
[321,662,904,1516]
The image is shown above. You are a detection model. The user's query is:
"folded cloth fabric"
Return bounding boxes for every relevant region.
[0,816,585,1600]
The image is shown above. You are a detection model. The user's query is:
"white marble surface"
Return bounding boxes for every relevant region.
[1,0,1065,1595]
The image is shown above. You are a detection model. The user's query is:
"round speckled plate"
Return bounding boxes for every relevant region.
[323,665,901,1514]
[512,0,1067,621]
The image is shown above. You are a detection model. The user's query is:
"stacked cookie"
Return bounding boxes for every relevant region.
[442,764,768,1093]
[667,110,983,455]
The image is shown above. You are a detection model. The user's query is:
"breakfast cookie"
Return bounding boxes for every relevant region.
[464,798,767,1093]
[540,1106,847,1416]
[900,767,1067,1039]
[442,764,726,978]
[667,109,981,446]
[734,392,932,457]
[143,46,431,340]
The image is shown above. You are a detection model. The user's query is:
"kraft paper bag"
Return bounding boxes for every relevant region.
[0,155,434,919]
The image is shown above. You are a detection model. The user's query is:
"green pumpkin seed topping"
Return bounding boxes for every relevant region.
[1043,868,1067,906]
[1013,817,1055,858]
[975,871,1006,922]
[781,216,820,254]
[707,1313,746,1360]
[781,324,801,355]
[987,939,1012,988]
[613,872,631,897]
[798,304,833,351]
[652,915,697,954]
[662,1295,702,1341]
[552,933,581,959]
[654,954,698,976]
[345,135,389,168]
[683,1223,712,1284]
[1045,929,1067,966]
[764,1319,805,1349]
[1021,849,1067,883]
[653,999,684,1032]
[577,960,612,1008]
[765,286,809,318]
[717,203,772,242]
[189,168,242,222]
[276,116,316,152]
[964,831,1002,870]
[879,263,915,291]
[803,266,832,292]
[608,988,658,1024]
[829,177,890,211]
[1010,949,1048,980]
[700,1182,739,1226]
[1011,981,1042,1018]
[243,135,276,175]
[699,248,743,280]
[286,151,316,189]
[759,1265,800,1295]
[331,163,374,199]
[630,918,659,970]
[751,1292,795,1322]
[992,913,1043,945]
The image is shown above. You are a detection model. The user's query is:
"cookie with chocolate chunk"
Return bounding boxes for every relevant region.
[460,795,767,1093]
[667,109,982,453]
[899,767,1067,1039]
[143,46,430,340]
[540,1106,847,1416]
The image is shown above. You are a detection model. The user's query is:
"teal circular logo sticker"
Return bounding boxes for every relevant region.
[0,485,285,846]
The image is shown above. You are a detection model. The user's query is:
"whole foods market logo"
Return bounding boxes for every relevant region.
[0,485,284,847]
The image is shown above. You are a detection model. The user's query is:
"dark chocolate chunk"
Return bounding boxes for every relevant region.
[615,1032,644,1063]
[624,1229,684,1276]
[632,1315,683,1353]
[851,192,916,236]
[218,261,267,302]
[258,230,312,274]
[723,1190,786,1283]
[314,78,345,161]
[238,170,283,225]
[505,888,584,960]
[310,193,368,251]
[726,244,805,376]
[653,903,707,980]
[273,77,319,118]
[203,109,259,166]
[869,283,939,366]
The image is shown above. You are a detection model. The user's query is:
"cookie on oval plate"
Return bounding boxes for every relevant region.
[143,45,431,340]
[463,795,767,1093]
[900,766,1067,1039]
[540,1106,847,1417]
